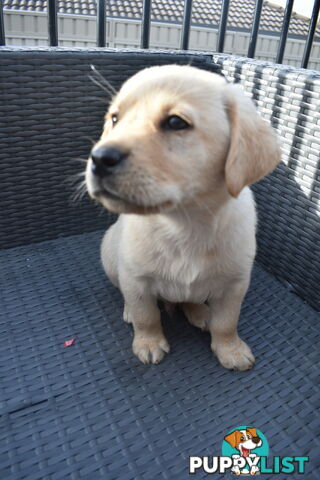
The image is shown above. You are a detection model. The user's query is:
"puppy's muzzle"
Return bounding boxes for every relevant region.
[91,146,127,177]
[252,436,261,445]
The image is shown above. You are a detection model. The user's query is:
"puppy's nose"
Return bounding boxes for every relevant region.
[91,146,127,176]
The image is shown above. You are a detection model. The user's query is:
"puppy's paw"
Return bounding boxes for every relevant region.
[211,337,255,371]
[250,466,260,475]
[182,303,210,331]
[133,335,170,364]
[231,466,241,475]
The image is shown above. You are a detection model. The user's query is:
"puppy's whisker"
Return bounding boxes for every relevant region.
[74,171,86,178]
[86,95,109,104]
[70,180,87,204]
[83,136,97,146]
[89,75,114,98]
[71,157,88,164]
[66,172,86,187]
[90,64,117,94]
[89,64,117,97]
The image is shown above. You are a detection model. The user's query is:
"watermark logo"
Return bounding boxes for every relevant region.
[189,426,309,475]
[222,426,268,475]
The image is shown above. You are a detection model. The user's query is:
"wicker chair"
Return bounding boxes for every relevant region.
[0,48,319,480]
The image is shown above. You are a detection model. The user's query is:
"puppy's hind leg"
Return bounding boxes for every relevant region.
[100,222,120,289]
[182,303,210,331]
[101,222,131,325]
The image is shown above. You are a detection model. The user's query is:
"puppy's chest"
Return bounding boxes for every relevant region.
[148,250,214,303]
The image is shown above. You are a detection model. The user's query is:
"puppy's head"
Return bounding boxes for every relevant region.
[86,64,280,214]
[224,428,262,454]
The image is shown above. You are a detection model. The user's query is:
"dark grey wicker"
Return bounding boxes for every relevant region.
[0,48,319,480]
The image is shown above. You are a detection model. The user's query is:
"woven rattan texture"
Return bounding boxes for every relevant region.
[0,231,319,480]
[0,49,218,250]
[213,55,320,310]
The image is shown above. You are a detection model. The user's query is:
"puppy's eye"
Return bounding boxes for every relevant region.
[240,436,245,441]
[162,115,190,131]
[111,114,118,126]
[247,434,251,439]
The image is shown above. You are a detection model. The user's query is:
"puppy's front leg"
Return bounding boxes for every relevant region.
[123,286,170,364]
[209,280,255,371]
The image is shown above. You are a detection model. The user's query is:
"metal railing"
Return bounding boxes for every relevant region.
[47,0,58,47]
[141,0,152,49]
[0,0,5,47]
[301,0,320,68]
[97,0,106,48]
[0,0,319,69]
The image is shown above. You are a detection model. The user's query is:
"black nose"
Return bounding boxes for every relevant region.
[91,146,127,176]
[252,436,260,444]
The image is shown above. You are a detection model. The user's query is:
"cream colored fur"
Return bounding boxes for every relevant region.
[86,64,281,370]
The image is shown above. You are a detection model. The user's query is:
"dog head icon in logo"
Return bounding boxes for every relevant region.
[222,426,269,475]
[225,428,262,457]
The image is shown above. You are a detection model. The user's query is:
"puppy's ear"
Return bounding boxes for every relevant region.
[224,430,239,449]
[247,427,258,437]
[224,84,281,197]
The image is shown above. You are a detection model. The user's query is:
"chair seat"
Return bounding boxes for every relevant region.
[0,230,319,480]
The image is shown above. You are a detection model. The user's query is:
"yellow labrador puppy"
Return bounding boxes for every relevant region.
[86,65,280,370]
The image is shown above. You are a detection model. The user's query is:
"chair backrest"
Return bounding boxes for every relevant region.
[214,55,320,310]
[0,48,319,309]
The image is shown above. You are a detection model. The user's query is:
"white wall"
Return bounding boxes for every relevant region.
[4,10,320,70]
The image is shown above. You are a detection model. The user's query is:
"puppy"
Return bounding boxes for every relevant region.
[86,65,280,370]
[224,428,262,474]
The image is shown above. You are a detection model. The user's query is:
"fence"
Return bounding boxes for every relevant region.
[1,0,320,69]
[2,10,320,69]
